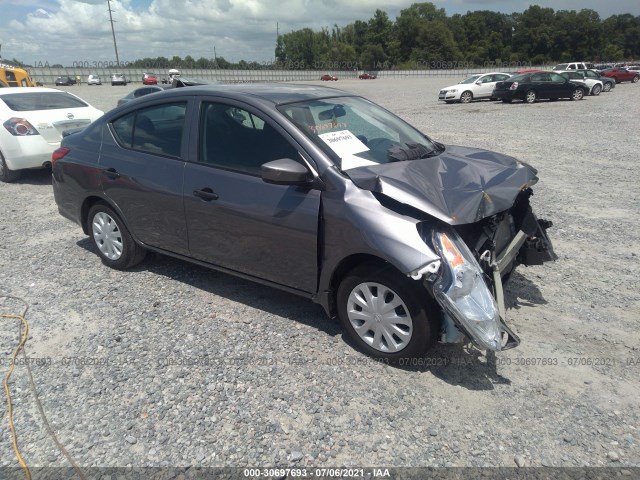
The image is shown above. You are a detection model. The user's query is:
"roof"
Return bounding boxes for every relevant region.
[157,82,353,105]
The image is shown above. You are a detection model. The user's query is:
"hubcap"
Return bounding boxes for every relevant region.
[346,282,413,353]
[92,212,123,260]
[604,83,611,92]
[461,92,471,103]
[573,90,582,100]
[526,92,535,102]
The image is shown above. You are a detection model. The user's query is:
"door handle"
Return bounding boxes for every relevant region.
[102,168,120,179]
[193,188,219,201]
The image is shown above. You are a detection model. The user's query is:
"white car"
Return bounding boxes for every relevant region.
[557,70,604,95]
[0,87,103,182]
[87,74,102,85]
[438,72,512,104]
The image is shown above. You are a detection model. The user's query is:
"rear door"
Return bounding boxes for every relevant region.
[99,98,191,254]
[182,98,321,293]
[476,74,496,98]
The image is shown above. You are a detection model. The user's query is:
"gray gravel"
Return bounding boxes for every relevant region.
[1,78,639,472]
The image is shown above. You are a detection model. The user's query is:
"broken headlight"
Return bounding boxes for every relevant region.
[432,228,502,351]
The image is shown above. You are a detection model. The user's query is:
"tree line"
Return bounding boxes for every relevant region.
[276,3,640,70]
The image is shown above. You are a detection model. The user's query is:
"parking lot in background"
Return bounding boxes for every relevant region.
[1,77,639,470]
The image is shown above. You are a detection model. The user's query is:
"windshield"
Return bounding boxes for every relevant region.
[459,75,482,84]
[278,96,440,170]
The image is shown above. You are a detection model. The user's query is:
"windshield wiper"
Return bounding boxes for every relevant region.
[387,143,439,162]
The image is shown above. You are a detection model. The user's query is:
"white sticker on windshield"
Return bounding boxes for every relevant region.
[318,130,375,169]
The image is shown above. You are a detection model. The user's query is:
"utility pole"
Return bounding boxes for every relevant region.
[107,0,120,67]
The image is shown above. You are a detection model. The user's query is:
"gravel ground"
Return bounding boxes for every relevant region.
[1,78,639,475]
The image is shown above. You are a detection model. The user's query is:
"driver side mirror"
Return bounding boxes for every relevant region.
[476,80,483,85]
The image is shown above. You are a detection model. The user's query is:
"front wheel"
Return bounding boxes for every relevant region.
[591,84,602,96]
[633,75,639,83]
[87,203,146,270]
[603,82,612,92]
[460,91,473,103]
[571,88,584,101]
[0,151,21,183]
[337,265,438,360]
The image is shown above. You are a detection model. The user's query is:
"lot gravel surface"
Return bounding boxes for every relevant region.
[1,78,639,475]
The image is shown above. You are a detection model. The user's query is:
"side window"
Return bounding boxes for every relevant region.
[481,75,494,83]
[111,102,186,157]
[531,73,547,82]
[550,73,566,82]
[199,102,300,175]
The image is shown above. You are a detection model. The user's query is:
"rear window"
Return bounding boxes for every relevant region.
[0,92,88,111]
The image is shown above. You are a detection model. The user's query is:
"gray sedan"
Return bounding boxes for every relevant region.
[52,84,556,360]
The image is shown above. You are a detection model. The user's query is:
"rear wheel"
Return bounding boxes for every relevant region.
[460,91,473,104]
[571,88,584,101]
[525,90,537,104]
[87,203,146,270]
[0,151,21,183]
[337,265,438,360]
[603,82,612,92]
[633,75,639,83]
[591,84,602,95]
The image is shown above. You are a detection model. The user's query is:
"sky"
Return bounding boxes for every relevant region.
[0,0,638,66]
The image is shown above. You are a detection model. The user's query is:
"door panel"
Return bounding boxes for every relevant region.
[184,165,320,292]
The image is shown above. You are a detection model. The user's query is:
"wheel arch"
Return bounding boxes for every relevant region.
[323,253,438,318]
[80,195,129,237]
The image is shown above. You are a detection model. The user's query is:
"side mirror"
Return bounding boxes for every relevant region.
[476,80,483,85]
[261,158,311,185]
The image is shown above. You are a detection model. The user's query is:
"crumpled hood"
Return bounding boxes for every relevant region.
[347,145,539,225]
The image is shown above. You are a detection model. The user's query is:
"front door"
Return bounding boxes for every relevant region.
[183,100,321,293]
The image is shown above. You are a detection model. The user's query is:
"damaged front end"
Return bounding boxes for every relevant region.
[420,187,556,351]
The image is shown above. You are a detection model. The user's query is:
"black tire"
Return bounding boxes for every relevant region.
[87,203,146,270]
[603,82,612,92]
[460,91,473,104]
[0,150,21,183]
[337,264,439,361]
[571,88,584,101]
[591,84,602,96]
[633,75,639,83]
[524,90,536,104]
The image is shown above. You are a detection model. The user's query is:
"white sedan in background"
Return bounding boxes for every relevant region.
[0,87,103,182]
[438,72,512,104]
